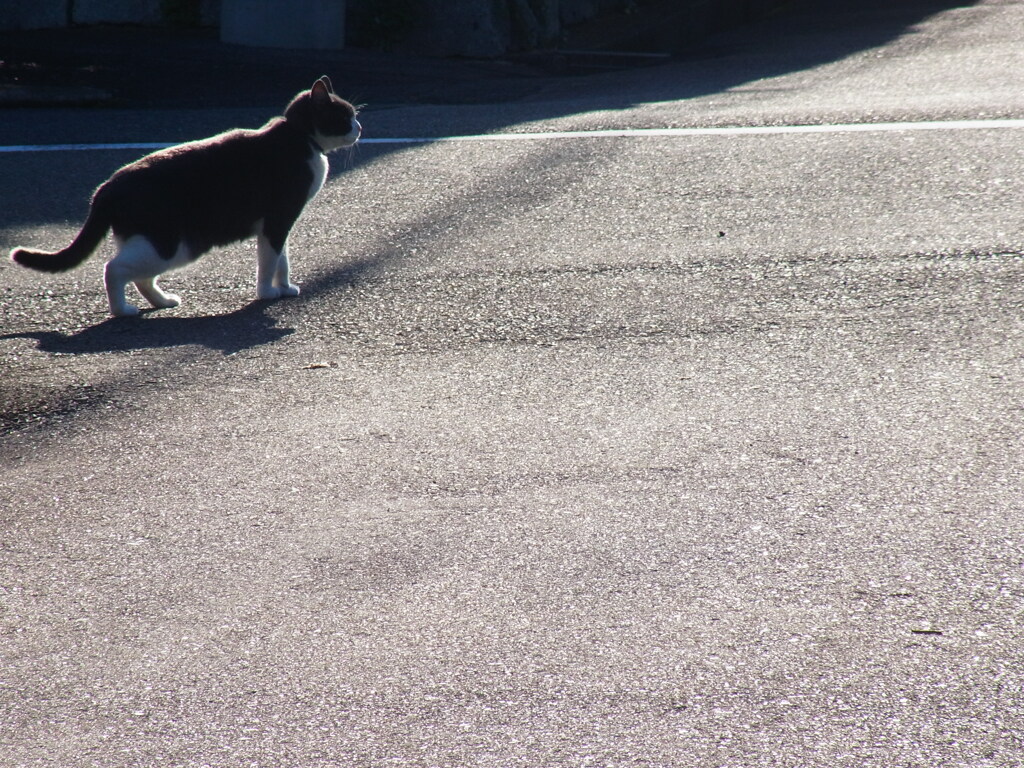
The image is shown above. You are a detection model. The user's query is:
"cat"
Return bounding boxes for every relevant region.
[10,76,360,317]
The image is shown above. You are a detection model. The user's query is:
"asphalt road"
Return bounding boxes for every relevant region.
[2,1,1023,766]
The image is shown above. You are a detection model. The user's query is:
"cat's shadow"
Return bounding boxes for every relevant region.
[3,300,294,356]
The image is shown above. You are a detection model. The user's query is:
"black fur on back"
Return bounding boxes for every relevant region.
[100,119,315,259]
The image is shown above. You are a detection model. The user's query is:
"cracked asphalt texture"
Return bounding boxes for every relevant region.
[2,1,1023,765]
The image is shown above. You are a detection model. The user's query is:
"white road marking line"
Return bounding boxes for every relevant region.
[0,142,172,153]
[2,118,1023,153]
[365,119,1024,143]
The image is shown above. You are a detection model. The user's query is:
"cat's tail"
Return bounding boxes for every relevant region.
[10,202,111,273]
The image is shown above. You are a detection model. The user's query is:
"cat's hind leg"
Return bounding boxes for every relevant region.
[105,235,184,317]
[256,234,300,299]
[134,277,181,309]
[105,243,144,317]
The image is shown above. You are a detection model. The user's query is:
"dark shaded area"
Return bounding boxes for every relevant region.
[0,151,110,233]
[0,301,294,435]
[0,0,978,110]
[0,300,293,357]
[0,25,547,109]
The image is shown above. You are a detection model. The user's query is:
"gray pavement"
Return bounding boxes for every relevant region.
[2,1,1024,766]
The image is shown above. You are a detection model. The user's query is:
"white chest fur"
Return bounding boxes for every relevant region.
[307,152,328,201]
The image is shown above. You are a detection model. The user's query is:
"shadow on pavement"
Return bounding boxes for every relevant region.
[0,300,293,356]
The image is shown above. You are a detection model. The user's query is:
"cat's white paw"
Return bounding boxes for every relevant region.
[257,284,300,300]
[150,293,181,309]
[112,303,141,317]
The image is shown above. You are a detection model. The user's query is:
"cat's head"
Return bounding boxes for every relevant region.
[285,76,361,152]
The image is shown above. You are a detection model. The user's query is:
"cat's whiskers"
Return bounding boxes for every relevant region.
[340,143,359,171]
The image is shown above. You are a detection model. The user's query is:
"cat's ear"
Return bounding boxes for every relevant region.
[315,76,334,95]
[311,78,331,106]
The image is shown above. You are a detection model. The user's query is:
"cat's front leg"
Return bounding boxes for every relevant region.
[273,243,300,297]
[256,234,299,299]
[105,260,141,316]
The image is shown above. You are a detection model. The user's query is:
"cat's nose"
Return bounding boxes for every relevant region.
[352,119,362,138]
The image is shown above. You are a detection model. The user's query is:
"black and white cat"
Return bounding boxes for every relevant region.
[11,76,360,316]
